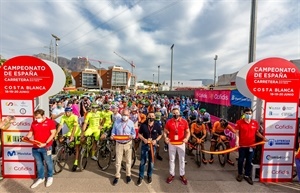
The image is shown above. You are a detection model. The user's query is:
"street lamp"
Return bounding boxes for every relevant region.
[214,55,218,87]
[158,65,160,91]
[51,34,60,64]
[170,44,174,91]
[153,73,155,91]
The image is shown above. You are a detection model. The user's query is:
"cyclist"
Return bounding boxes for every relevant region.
[55,107,81,171]
[188,120,207,164]
[100,104,113,135]
[81,103,103,161]
[208,119,236,165]
[130,106,141,152]
[188,106,198,125]
[199,108,212,133]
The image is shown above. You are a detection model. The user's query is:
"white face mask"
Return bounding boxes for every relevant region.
[36,118,43,123]
[122,116,129,121]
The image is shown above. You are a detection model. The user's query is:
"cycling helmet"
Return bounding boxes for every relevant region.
[91,103,98,108]
[196,119,203,125]
[156,105,161,109]
[219,118,229,128]
[65,107,72,112]
[103,104,110,110]
[200,108,206,113]
[190,106,195,111]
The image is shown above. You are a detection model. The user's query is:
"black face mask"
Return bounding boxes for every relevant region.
[148,118,155,122]
[173,114,180,119]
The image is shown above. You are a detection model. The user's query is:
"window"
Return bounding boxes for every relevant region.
[111,71,127,86]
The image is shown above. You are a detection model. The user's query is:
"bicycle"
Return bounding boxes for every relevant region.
[214,135,230,167]
[79,135,96,171]
[54,136,76,173]
[186,140,203,167]
[97,138,113,171]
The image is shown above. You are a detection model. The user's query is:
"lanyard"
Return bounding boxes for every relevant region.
[174,120,179,135]
[148,124,154,138]
[122,122,128,135]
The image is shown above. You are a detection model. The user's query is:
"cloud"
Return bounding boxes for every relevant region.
[0,0,299,83]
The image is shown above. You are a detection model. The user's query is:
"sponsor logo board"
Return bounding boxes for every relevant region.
[3,147,34,161]
[1,100,33,116]
[2,131,32,146]
[264,120,296,134]
[4,161,35,175]
[261,165,293,179]
[265,102,297,119]
[2,116,33,131]
[262,150,293,164]
[264,135,295,149]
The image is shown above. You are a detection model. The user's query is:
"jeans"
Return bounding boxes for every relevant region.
[32,147,53,179]
[296,158,300,182]
[238,147,254,177]
[139,143,156,178]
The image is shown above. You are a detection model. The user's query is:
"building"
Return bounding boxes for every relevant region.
[71,68,100,89]
[71,66,136,90]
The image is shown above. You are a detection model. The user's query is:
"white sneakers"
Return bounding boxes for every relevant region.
[46,177,53,187]
[30,177,53,188]
[30,178,45,189]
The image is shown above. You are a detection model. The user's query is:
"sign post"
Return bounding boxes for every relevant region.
[245,57,300,182]
[0,56,64,178]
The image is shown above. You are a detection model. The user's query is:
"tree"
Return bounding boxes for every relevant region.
[62,68,73,87]
[0,56,6,67]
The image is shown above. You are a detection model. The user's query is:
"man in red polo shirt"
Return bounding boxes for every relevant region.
[235,108,267,185]
[164,107,190,185]
[24,109,56,189]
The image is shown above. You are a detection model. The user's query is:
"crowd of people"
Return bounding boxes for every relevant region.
[0,91,299,188]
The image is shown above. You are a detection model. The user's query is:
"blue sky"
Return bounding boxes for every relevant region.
[0,0,299,82]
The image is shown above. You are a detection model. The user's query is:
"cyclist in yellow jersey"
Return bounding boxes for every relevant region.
[101,104,113,132]
[55,107,81,171]
[81,103,103,161]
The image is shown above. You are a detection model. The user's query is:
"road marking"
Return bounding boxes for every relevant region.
[269,182,300,191]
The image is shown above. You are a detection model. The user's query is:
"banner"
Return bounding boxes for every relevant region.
[230,89,251,107]
[194,90,231,106]
[244,57,300,183]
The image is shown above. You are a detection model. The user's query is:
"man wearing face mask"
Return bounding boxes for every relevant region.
[235,108,267,185]
[164,108,190,185]
[24,109,56,188]
[137,112,162,186]
[110,109,136,186]
[51,100,65,154]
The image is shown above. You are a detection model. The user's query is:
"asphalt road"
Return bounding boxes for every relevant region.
[1,141,300,193]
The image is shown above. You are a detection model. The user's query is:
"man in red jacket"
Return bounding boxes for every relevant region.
[24,109,56,189]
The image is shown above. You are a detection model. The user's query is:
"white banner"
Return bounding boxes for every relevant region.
[3,147,34,161]
[261,165,292,179]
[1,100,33,116]
[264,135,295,149]
[264,119,296,134]
[4,161,35,175]
[265,102,297,119]
[262,150,294,164]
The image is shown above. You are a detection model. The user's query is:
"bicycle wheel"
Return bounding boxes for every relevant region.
[216,142,226,167]
[121,146,136,170]
[195,144,202,168]
[97,146,112,171]
[79,148,88,171]
[55,147,68,173]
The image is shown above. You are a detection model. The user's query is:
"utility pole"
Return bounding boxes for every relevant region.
[158,65,160,90]
[214,55,218,87]
[51,34,60,64]
[170,44,174,91]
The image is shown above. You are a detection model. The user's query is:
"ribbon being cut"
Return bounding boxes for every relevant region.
[112,135,131,141]
[201,141,266,155]
[148,139,155,163]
